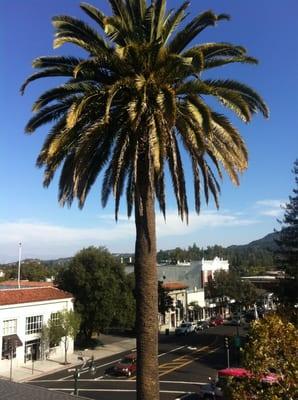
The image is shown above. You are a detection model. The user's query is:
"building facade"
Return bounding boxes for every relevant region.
[0,283,73,373]
[199,257,229,287]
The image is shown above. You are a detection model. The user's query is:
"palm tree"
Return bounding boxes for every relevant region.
[21,1,268,399]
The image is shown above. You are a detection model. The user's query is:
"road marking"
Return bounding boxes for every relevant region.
[48,388,190,394]
[158,345,211,378]
[161,380,208,385]
[58,356,124,380]
[128,342,218,381]
[58,345,186,381]
[158,345,186,357]
[36,342,220,383]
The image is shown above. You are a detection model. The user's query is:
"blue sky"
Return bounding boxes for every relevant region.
[0,0,297,262]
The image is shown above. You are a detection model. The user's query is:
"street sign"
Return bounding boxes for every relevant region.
[234,336,241,348]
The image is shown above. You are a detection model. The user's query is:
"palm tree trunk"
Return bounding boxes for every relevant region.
[134,159,159,400]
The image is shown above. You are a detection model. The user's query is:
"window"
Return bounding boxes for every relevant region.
[50,312,60,325]
[49,313,61,348]
[2,319,17,336]
[25,315,43,334]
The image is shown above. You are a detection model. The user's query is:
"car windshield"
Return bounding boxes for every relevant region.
[180,324,188,328]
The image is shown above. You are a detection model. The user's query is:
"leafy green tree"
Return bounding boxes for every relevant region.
[205,270,258,308]
[43,309,81,364]
[22,1,267,398]
[55,247,135,339]
[275,159,298,308]
[226,314,298,400]
[158,281,173,315]
[21,262,50,281]
[6,261,49,281]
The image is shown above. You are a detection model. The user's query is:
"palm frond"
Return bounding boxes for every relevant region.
[161,1,189,45]
[204,79,269,118]
[80,2,106,30]
[25,101,74,133]
[20,67,75,95]
[168,11,229,54]
[52,15,108,54]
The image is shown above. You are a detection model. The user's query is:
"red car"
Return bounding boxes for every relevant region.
[209,316,224,327]
[113,352,137,377]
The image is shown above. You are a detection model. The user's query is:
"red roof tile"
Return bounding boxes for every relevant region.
[0,287,73,306]
[0,280,54,287]
[162,281,188,291]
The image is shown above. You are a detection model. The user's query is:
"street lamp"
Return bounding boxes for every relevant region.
[69,355,96,396]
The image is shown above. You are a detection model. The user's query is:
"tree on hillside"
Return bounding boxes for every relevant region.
[42,309,81,364]
[225,314,298,400]
[55,247,135,339]
[275,159,298,308]
[22,1,268,398]
[7,261,49,281]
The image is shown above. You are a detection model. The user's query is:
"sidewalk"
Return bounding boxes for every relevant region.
[0,334,136,383]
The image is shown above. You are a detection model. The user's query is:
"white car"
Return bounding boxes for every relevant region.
[175,322,193,335]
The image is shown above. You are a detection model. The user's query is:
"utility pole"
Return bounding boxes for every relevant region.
[17,242,22,289]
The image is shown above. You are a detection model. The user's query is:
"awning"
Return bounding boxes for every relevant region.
[2,334,23,349]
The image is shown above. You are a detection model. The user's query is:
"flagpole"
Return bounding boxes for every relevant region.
[17,242,22,289]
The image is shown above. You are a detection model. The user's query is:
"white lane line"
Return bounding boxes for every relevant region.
[58,344,186,381]
[58,356,123,380]
[160,380,208,385]
[158,345,186,358]
[35,378,208,386]
[46,343,215,382]
[49,388,189,394]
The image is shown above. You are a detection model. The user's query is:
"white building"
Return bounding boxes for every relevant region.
[0,282,74,373]
[159,282,188,330]
[199,257,229,287]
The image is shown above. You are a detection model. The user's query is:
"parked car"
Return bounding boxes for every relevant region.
[175,322,193,335]
[209,316,224,327]
[112,352,137,377]
[175,393,201,399]
[228,318,243,326]
[198,381,223,399]
[195,320,209,332]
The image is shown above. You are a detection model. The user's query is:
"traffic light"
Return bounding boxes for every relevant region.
[224,337,229,348]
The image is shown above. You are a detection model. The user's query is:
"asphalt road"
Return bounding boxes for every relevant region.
[29,325,245,400]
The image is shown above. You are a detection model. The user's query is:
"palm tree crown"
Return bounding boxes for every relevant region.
[21,0,268,222]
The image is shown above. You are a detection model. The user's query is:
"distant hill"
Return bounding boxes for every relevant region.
[228,232,279,252]
[1,232,279,271]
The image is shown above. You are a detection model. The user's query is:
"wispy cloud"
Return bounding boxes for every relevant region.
[0,210,258,262]
[255,199,285,217]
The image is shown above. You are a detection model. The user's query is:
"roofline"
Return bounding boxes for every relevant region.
[0,296,74,309]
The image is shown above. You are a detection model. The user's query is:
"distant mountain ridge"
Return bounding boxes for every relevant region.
[1,232,279,266]
[228,232,279,252]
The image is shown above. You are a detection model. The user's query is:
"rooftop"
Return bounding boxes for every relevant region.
[162,281,189,291]
[0,379,87,400]
[0,286,72,306]
[0,280,54,289]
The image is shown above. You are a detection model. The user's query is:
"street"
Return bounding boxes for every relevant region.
[29,325,243,400]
